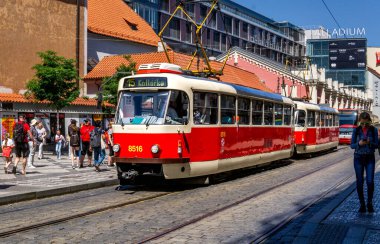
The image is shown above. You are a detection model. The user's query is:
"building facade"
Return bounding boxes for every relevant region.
[128,0,305,65]
[0,0,86,93]
[307,38,367,89]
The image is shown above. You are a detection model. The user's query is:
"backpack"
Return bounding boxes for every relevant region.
[69,125,80,147]
[90,128,101,148]
[13,122,25,143]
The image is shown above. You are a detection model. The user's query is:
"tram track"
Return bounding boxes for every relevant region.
[138,152,353,243]
[0,148,351,240]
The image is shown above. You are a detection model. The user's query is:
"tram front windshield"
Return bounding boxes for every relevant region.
[116,90,189,125]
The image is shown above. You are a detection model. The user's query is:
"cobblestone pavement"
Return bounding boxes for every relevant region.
[0,147,354,243]
[0,153,117,204]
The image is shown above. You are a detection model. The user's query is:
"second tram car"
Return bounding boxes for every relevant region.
[294,102,339,154]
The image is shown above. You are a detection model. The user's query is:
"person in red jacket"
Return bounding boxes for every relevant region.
[79,119,94,168]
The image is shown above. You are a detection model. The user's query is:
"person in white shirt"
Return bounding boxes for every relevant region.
[2,133,14,174]
[55,130,66,160]
[36,122,47,160]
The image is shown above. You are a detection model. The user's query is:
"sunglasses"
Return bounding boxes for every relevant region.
[360,122,371,126]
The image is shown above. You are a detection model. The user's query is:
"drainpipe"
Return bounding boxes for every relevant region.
[76,0,80,87]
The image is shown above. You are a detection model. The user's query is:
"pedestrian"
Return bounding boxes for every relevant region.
[2,133,14,174]
[68,119,80,169]
[90,121,106,172]
[27,119,38,168]
[55,130,65,160]
[13,115,34,175]
[79,119,94,168]
[105,122,115,167]
[36,121,47,160]
[351,112,379,213]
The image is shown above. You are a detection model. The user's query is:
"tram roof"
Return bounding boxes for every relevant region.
[294,100,338,114]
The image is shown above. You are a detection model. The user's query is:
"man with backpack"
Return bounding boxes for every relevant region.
[13,115,34,175]
[90,121,106,172]
[79,119,94,168]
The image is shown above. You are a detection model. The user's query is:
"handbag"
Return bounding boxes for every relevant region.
[2,147,12,157]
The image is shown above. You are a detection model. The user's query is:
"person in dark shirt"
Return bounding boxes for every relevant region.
[13,115,34,175]
[351,112,379,213]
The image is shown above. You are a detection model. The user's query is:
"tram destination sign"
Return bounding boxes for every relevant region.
[124,77,168,88]
[329,39,366,69]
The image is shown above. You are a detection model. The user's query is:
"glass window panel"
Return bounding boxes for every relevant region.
[238,98,250,125]
[252,100,263,125]
[193,92,218,125]
[274,103,283,125]
[221,95,236,124]
[264,102,274,125]
[307,110,316,127]
[284,105,292,125]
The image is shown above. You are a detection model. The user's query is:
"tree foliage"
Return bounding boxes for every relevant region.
[102,55,137,107]
[25,50,79,111]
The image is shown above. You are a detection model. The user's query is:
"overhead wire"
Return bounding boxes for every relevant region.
[321,0,345,37]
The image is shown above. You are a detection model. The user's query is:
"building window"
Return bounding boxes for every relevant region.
[213,31,220,50]
[224,15,232,34]
[200,5,207,22]
[160,0,169,12]
[185,4,194,18]
[169,18,180,40]
[242,22,248,39]
[185,22,192,43]
[221,33,227,51]
[234,19,240,36]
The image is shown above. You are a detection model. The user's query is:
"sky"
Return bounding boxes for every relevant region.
[233,0,380,46]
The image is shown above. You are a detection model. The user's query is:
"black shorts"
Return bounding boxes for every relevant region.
[108,144,114,156]
[15,142,29,158]
[81,141,93,157]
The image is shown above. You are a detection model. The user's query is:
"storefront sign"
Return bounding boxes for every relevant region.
[1,114,16,140]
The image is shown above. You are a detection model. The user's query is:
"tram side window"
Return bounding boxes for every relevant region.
[264,102,274,125]
[283,105,292,126]
[296,110,306,127]
[274,103,283,125]
[193,92,218,125]
[221,95,236,124]
[238,97,250,125]
[334,114,339,126]
[315,111,320,127]
[307,111,316,127]
[252,99,263,125]
[320,113,325,127]
[328,114,333,127]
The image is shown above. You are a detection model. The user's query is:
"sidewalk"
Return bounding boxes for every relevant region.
[0,153,118,205]
[294,165,380,244]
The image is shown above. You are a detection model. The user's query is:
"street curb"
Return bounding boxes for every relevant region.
[0,178,119,206]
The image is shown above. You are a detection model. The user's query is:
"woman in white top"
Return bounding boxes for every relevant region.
[36,122,47,160]
[55,130,66,160]
[2,133,14,174]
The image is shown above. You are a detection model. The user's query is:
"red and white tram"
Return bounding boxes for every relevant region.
[293,101,339,154]
[112,63,295,183]
[112,63,339,184]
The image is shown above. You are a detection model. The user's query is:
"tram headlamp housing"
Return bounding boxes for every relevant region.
[113,144,120,152]
[151,144,160,154]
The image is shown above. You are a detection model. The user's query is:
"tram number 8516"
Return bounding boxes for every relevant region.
[128,145,143,152]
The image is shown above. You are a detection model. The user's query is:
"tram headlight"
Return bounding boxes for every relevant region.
[113,144,120,152]
[151,144,160,154]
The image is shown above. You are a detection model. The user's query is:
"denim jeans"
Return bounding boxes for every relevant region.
[354,153,375,204]
[56,141,62,159]
[93,147,105,166]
